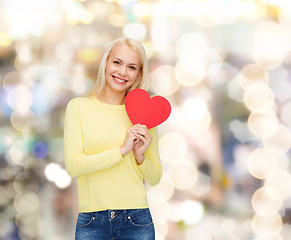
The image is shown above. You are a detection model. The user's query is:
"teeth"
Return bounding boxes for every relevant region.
[116,79,125,83]
[114,76,126,83]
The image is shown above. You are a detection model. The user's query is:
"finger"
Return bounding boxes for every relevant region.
[129,128,136,135]
[133,132,145,141]
[136,130,152,141]
[131,124,142,131]
[137,125,147,132]
[132,124,146,130]
[132,123,141,129]
[134,125,147,134]
[132,126,152,140]
[133,132,152,145]
[131,127,138,134]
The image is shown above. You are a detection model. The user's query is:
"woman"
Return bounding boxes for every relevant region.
[63,37,162,240]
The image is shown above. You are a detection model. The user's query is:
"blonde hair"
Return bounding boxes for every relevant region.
[90,38,149,97]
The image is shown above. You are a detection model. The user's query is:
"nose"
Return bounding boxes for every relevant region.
[118,65,127,76]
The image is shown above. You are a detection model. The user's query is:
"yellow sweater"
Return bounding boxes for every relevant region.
[63,96,162,213]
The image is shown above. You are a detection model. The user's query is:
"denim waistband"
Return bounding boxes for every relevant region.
[79,208,149,221]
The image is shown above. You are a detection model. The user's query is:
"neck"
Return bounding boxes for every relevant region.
[97,90,126,105]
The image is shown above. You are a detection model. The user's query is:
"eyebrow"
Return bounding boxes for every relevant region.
[114,57,139,67]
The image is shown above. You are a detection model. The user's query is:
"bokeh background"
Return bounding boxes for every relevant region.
[1,0,291,239]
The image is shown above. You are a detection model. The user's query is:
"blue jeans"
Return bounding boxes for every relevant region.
[75,208,155,240]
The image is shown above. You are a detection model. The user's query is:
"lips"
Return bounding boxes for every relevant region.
[112,75,128,84]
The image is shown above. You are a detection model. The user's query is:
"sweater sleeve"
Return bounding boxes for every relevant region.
[137,127,162,186]
[63,99,124,177]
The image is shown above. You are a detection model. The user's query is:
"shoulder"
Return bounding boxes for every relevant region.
[67,97,92,107]
[65,97,93,113]
[68,96,91,104]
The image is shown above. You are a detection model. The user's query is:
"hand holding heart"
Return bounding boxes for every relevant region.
[121,89,171,165]
[131,124,152,164]
[120,124,152,165]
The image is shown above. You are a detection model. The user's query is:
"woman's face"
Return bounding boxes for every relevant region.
[105,44,141,95]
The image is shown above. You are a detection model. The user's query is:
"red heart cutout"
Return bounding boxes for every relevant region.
[125,89,171,129]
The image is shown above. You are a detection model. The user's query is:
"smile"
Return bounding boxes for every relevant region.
[112,75,128,84]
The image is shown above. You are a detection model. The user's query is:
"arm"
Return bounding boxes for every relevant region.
[133,126,162,186]
[63,99,124,177]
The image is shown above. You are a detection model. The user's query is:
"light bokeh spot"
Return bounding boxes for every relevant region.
[181,97,211,135]
[123,23,147,41]
[149,65,180,96]
[44,163,72,189]
[238,64,269,90]
[251,213,282,238]
[251,187,282,216]
[253,21,291,69]
[158,133,188,164]
[264,170,291,201]
[175,32,208,60]
[181,200,204,225]
[147,173,174,201]
[175,58,206,87]
[14,193,40,213]
[247,148,277,179]
[168,159,198,190]
[248,111,279,138]
[262,124,291,154]
[244,82,274,113]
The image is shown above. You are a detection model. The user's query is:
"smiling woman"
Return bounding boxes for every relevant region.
[102,44,141,101]
[90,38,148,100]
[63,38,162,240]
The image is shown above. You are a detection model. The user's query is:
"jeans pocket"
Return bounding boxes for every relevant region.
[128,209,153,227]
[76,213,95,228]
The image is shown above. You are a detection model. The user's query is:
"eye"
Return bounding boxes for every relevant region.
[113,60,121,65]
[129,65,137,70]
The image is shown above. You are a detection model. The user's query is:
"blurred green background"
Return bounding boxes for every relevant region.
[0,0,291,239]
